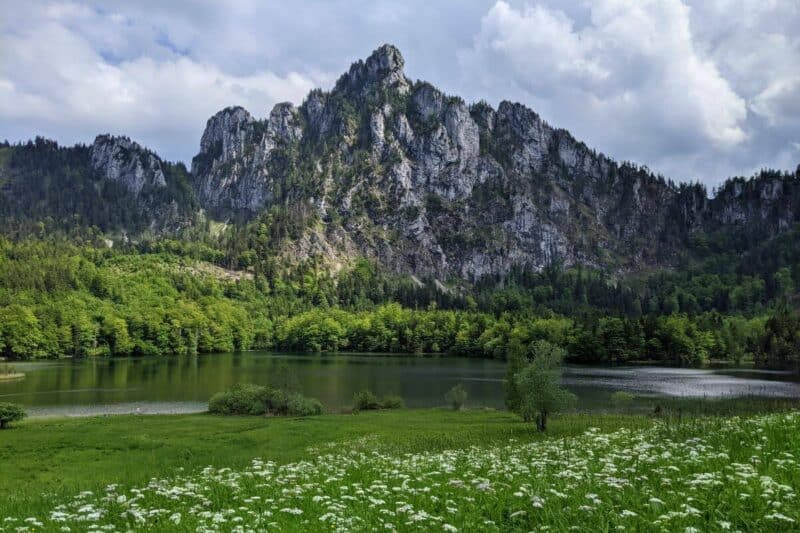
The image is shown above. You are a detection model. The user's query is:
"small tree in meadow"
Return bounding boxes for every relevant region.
[0,402,26,429]
[445,383,468,410]
[507,340,575,431]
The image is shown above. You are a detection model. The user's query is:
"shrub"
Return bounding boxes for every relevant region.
[262,387,289,415]
[286,394,324,416]
[353,390,381,411]
[353,390,404,411]
[610,391,635,410]
[209,384,322,417]
[380,395,405,409]
[0,402,26,429]
[209,383,268,415]
[445,384,468,411]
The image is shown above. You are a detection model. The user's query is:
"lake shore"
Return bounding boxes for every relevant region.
[4,353,800,419]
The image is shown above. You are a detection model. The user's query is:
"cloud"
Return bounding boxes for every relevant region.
[459,0,757,183]
[0,0,797,184]
[0,2,331,162]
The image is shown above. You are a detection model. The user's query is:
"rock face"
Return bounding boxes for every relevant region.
[88,134,197,232]
[189,44,800,280]
[191,103,303,213]
[9,45,792,279]
[90,135,167,196]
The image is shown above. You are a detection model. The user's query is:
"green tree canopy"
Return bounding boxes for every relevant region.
[506,340,576,431]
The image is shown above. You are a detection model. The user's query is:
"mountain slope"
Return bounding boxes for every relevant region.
[1,44,798,281]
[0,135,198,236]
[189,44,799,280]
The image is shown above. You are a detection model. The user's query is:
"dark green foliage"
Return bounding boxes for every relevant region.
[208,383,322,417]
[0,220,799,370]
[610,391,635,410]
[353,390,381,411]
[208,384,268,416]
[286,394,324,416]
[352,390,404,411]
[380,395,405,410]
[759,307,800,370]
[0,138,196,236]
[0,402,26,429]
[0,238,268,360]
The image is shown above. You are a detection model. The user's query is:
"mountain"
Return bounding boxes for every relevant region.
[0,135,197,237]
[1,44,798,281]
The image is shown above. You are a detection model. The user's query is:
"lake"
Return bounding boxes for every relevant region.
[1,352,799,417]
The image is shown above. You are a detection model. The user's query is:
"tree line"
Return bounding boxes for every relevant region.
[0,238,798,370]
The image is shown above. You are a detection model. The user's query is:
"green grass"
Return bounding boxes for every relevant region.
[0,409,649,519]
[1,407,798,531]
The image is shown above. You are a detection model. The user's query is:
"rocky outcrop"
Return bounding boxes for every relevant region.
[2,44,797,280]
[335,43,409,95]
[90,135,167,196]
[709,172,799,231]
[191,103,303,212]
[186,44,800,280]
[88,135,197,232]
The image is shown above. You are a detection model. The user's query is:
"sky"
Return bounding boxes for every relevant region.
[1,0,798,188]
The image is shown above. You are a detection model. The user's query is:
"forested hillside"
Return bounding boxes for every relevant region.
[0,236,797,370]
[0,45,799,370]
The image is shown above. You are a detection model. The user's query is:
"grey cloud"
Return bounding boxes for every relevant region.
[0,0,797,185]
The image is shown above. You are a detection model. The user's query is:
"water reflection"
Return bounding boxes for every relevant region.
[1,353,798,416]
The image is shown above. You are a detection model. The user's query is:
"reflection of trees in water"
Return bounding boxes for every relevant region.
[7,355,798,414]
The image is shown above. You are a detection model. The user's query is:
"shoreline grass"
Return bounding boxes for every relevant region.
[1,410,648,518]
[1,405,798,530]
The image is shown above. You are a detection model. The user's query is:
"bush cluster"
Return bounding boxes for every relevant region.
[610,391,635,410]
[0,402,26,429]
[208,384,322,417]
[353,390,405,412]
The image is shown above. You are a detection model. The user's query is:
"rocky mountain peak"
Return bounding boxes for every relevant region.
[185,44,800,280]
[335,43,409,94]
[267,102,302,143]
[366,43,404,77]
[90,134,166,195]
[197,106,255,162]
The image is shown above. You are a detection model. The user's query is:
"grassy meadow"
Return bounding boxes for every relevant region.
[1,405,799,531]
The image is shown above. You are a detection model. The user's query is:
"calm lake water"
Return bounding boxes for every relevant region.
[1,352,799,417]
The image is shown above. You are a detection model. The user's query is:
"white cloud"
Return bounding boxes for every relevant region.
[0,2,331,161]
[0,0,797,184]
[460,0,754,183]
[752,77,800,127]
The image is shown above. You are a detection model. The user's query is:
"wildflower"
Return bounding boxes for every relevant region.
[765,513,795,523]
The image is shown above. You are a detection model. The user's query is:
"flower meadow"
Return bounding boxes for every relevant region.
[3,412,799,532]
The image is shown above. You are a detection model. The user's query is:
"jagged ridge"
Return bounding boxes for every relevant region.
[189,44,800,279]
[1,44,798,281]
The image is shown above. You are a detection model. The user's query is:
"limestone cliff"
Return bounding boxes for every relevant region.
[189,44,800,279]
